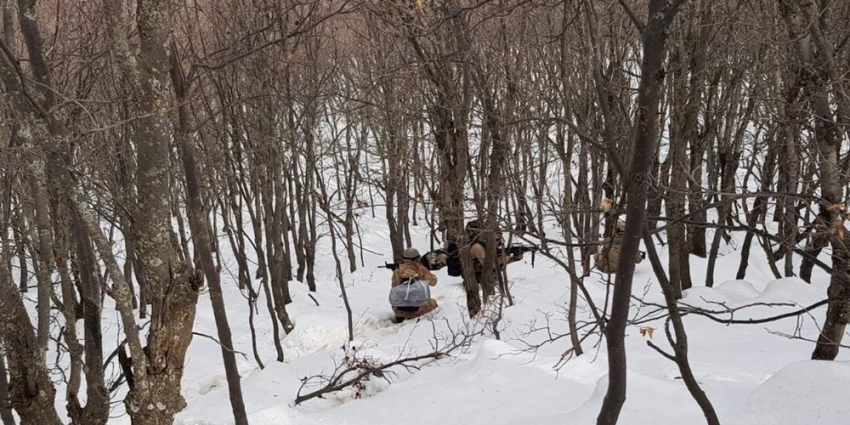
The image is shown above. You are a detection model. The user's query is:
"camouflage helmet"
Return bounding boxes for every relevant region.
[402,248,421,260]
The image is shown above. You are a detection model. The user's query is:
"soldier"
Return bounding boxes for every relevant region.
[466,220,525,283]
[593,219,644,274]
[389,248,439,323]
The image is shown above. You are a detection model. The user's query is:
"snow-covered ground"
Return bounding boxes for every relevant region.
[43,207,850,424]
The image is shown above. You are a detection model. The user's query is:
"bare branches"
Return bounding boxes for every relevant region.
[631,296,833,327]
[294,319,480,405]
[190,0,357,75]
[615,0,646,33]
[0,37,51,120]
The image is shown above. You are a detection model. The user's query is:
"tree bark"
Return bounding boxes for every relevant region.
[101,0,204,420]
[0,349,14,425]
[66,213,109,425]
[0,264,61,425]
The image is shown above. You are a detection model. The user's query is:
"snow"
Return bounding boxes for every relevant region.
[30,208,850,424]
[728,360,850,425]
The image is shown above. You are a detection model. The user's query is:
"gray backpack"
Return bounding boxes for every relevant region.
[389,278,431,307]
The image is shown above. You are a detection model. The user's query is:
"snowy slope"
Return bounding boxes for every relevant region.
[129,209,848,425]
[31,206,847,424]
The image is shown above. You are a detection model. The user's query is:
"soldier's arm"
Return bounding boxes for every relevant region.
[470,243,485,264]
[419,266,438,286]
[502,252,523,265]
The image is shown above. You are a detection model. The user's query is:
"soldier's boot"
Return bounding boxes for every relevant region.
[392,299,438,322]
[417,299,438,316]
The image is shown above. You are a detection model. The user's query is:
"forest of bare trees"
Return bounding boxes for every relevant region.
[1,0,849,424]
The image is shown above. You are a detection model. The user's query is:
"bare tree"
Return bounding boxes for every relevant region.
[101,0,205,421]
[778,0,850,361]
[597,2,687,424]
[170,47,249,425]
[0,248,60,424]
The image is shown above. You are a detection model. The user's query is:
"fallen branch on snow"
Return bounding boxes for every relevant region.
[294,318,480,405]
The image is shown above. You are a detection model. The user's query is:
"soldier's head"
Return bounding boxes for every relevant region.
[466,219,484,238]
[402,248,421,263]
[602,197,615,213]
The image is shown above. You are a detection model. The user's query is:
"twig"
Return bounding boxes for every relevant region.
[615,0,646,33]
[646,340,676,362]
[192,331,248,360]
[766,330,850,349]
[632,297,833,326]
[294,350,448,405]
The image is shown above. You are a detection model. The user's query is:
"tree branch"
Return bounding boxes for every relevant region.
[646,340,676,361]
[616,0,646,33]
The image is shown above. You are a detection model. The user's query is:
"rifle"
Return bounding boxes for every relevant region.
[501,244,538,267]
[379,261,401,271]
[379,255,439,272]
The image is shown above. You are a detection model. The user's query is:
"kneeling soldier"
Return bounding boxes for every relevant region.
[389,248,438,323]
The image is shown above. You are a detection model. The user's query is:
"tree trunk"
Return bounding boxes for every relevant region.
[778,0,850,360]
[67,213,109,425]
[0,350,14,425]
[597,2,685,423]
[101,0,204,420]
[251,191,286,362]
[0,175,17,425]
[171,50,249,425]
[28,173,52,351]
[0,264,61,425]
[653,249,720,425]
[478,90,508,300]
[736,149,776,279]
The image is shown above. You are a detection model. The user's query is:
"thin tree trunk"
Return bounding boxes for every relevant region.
[666,45,693,297]
[11,212,28,293]
[736,148,777,279]
[477,89,507,300]
[0,350,13,425]
[0,264,61,425]
[171,51,249,425]
[28,173,52,351]
[67,213,109,425]
[597,2,685,423]
[253,192,286,362]
[778,0,850,360]
[320,193,354,342]
[557,124,584,356]
[0,171,16,425]
[653,251,720,425]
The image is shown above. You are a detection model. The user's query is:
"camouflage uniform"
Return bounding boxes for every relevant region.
[391,257,438,321]
[593,221,643,273]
